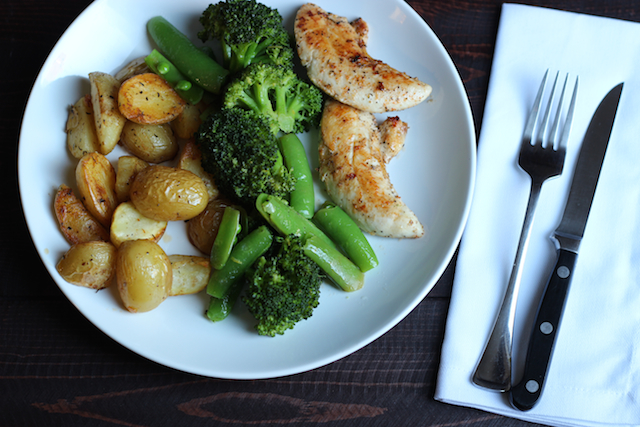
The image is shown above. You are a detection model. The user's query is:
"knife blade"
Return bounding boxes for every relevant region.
[509,82,623,411]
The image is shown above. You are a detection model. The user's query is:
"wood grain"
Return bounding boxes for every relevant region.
[3,0,639,425]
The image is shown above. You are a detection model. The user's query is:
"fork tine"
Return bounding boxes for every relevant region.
[548,74,569,149]
[557,76,579,152]
[522,69,549,145]
[535,71,560,147]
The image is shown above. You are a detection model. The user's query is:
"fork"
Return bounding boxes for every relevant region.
[472,69,579,392]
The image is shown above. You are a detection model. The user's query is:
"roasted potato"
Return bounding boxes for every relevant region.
[110,201,167,248]
[115,156,149,203]
[120,121,178,163]
[56,241,117,289]
[115,56,150,83]
[130,165,209,221]
[118,73,186,125]
[54,184,109,244]
[66,94,100,158]
[116,239,172,313]
[187,198,236,254]
[89,72,127,155]
[168,255,210,296]
[76,152,118,227]
[177,139,219,201]
[171,102,205,139]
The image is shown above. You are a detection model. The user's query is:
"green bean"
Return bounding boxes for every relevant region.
[145,49,204,105]
[302,236,364,292]
[207,225,273,299]
[206,279,244,322]
[255,194,336,250]
[147,16,228,94]
[210,206,242,270]
[278,134,314,218]
[313,202,378,272]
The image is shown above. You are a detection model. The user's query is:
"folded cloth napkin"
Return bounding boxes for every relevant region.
[435,4,640,427]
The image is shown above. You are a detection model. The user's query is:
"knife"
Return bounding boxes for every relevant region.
[509,82,624,411]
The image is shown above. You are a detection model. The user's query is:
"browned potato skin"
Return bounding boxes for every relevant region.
[76,152,118,228]
[115,156,149,203]
[54,184,109,244]
[116,239,172,313]
[89,72,127,155]
[57,241,117,289]
[130,165,209,221]
[168,255,210,296]
[177,139,219,201]
[66,94,100,158]
[110,201,167,248]
[120,121,178,163]
[187,198,236,255]
[118,73,186,125]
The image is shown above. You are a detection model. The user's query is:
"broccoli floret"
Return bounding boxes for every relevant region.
[196,108,296,206]
[243,234,323,337]
[224,63,324,135]
[198,0,295,74]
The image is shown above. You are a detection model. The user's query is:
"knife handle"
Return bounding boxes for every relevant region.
[510,248,577,411]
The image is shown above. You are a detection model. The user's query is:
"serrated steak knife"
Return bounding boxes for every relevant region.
[510,82,624,411]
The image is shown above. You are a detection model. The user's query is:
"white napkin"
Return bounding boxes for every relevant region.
[435,4,640,427]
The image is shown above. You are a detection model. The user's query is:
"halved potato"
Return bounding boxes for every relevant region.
[118,73,186,125]
[168,255,210,296]
[89,72,127,155]
[115,56,150,83]
[130,165,209,221]
[66,94,100,158]
[120,121,178,163]
[115,156,149,203]
[117,239,172,313]
[54,184,110,244]
[56,241,117,289]
[110,201,167,248]
[177,139,219,201]
[171,102,206,139]
[75,152,118,228]
[186,198,236,255]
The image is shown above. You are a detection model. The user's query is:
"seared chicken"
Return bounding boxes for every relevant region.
[319,99,424,238]
[294,3,432,113]
[379,116,409,164]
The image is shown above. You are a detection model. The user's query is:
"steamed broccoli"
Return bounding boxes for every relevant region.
[198,0,295,74]
[196,108,295,206]
[224,63,324,135]
[243,234,323,337]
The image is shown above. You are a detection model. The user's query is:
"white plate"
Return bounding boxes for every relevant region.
[18,0,475,379]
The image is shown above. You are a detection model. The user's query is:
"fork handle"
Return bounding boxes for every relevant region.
[472,180,543,391]
[510,248,577,410]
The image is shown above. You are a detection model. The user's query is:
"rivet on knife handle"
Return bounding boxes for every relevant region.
[509,248,577,411]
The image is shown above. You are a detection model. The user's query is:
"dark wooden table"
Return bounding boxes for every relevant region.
[3,1,637,425]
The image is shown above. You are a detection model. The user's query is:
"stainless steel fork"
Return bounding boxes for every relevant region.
[472,70,579,392]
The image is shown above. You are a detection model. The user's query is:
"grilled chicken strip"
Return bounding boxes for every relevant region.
[319,99,424,239]
[379,116,409,164]
[294,3,432,113]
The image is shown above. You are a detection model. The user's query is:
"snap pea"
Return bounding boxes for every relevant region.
[210,206,242,270]
[302,236,364,292]
[313,202,378,272]
[145,49,204,105]
[147,16,228,94]
[255,194,335,250]
[206,279,244,322]
[278,134,314,218]
[206,225,273,299]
